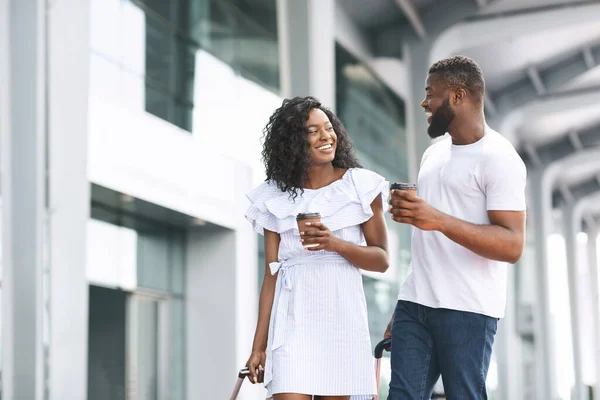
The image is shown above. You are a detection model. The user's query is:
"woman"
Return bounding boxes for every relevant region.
[245,96,389,400]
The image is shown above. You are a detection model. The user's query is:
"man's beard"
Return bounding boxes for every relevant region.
[427,98,455,139]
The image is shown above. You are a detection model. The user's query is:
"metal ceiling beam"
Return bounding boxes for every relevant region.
[560,183,575,203]
[465,0,600,22]
[489,43,600,121]
[430,2,600,64]
[553,174,600,208]
[394,0,427,39]
[520,124,600,215]
[524,143,542,167]
[520,123,600,167]
[568,131,584,151]
[527,66,547,95]
[498,89,600,147]
[371,0,479,58]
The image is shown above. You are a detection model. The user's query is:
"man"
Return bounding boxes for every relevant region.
[386,55,526,399]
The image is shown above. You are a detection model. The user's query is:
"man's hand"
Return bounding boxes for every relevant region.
[384,315,393,350]
[388,190,444,231]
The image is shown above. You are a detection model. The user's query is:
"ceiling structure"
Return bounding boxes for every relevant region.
[337,0,600,228]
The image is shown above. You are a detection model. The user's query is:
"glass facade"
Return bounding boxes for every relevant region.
[335,44,408,183]
[90,0,278,132]
[335,43,412,359]
[89,202,186,400]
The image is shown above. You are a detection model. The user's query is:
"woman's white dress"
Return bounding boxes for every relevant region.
[245,168,388,399]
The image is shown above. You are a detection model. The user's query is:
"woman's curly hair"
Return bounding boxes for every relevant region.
[261,96,361,200]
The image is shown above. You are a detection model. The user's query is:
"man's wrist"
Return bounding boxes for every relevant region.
[433,209,450,233]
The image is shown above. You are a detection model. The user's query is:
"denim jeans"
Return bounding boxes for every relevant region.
[387,300,497,400]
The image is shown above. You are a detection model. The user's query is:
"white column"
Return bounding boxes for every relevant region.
[186,163,261,400]
[588,228,600,399]
[495,265,522,400]
[564,203,586,400]
[1,0,46,398]
[405,40,433,175]
[187,228,238,399]
[529,169,557,400]
[277,0,335,108]
[47,0,91,398]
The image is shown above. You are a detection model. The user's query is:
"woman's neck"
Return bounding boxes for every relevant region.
[304,164,340,189]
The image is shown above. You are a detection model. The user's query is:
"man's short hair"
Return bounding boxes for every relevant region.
[429,56,485,104]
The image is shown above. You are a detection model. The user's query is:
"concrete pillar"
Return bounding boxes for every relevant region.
[47,0,91,398]
[187,228,238,399]
[277,0,335,108]
[406,40,433,174]
[529,169,557,400]
[495,265,522,400]
[564,203,586,400]
[588,228,600,399]
[186,163,260,400]
[1,0,46,398]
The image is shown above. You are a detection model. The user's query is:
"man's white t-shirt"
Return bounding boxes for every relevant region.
[398,126,526,318]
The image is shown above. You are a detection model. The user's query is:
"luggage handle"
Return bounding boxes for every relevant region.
[374,338,391,359]
[229,368,251,400]
[238,367,250,379]
[373,338,391,400]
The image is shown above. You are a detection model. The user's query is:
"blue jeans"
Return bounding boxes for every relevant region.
[388,301,497,400]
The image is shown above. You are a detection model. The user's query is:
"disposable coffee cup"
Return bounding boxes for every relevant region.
[297,212,321,248]
[390,182,417,196]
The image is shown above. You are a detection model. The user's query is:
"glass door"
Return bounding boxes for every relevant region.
[126,290,169,400]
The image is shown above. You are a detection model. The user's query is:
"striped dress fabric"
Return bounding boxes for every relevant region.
[245,168,389,399]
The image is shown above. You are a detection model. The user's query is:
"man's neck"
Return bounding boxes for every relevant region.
[448,113,486,146]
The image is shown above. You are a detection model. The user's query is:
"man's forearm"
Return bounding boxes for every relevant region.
[437,212,523,264]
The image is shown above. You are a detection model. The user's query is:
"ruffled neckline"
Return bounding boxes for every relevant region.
[245,168,388,235]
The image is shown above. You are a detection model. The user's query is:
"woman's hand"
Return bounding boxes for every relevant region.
[245,351,266,384]
[300,221,343,252]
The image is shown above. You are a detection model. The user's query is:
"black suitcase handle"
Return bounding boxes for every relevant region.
[238,367,250,378]
[374,338,391,359]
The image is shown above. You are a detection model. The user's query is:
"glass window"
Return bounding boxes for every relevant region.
[170,231,186,295]
[169,298,186,399]
[90,0,279,132]
[137,225,171,292]
[335,43,408,182]
[129,295,161,399]
[90,203,186,399]
[140,0,279,129]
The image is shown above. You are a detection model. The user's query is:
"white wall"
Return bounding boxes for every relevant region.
[87,49,282,229]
